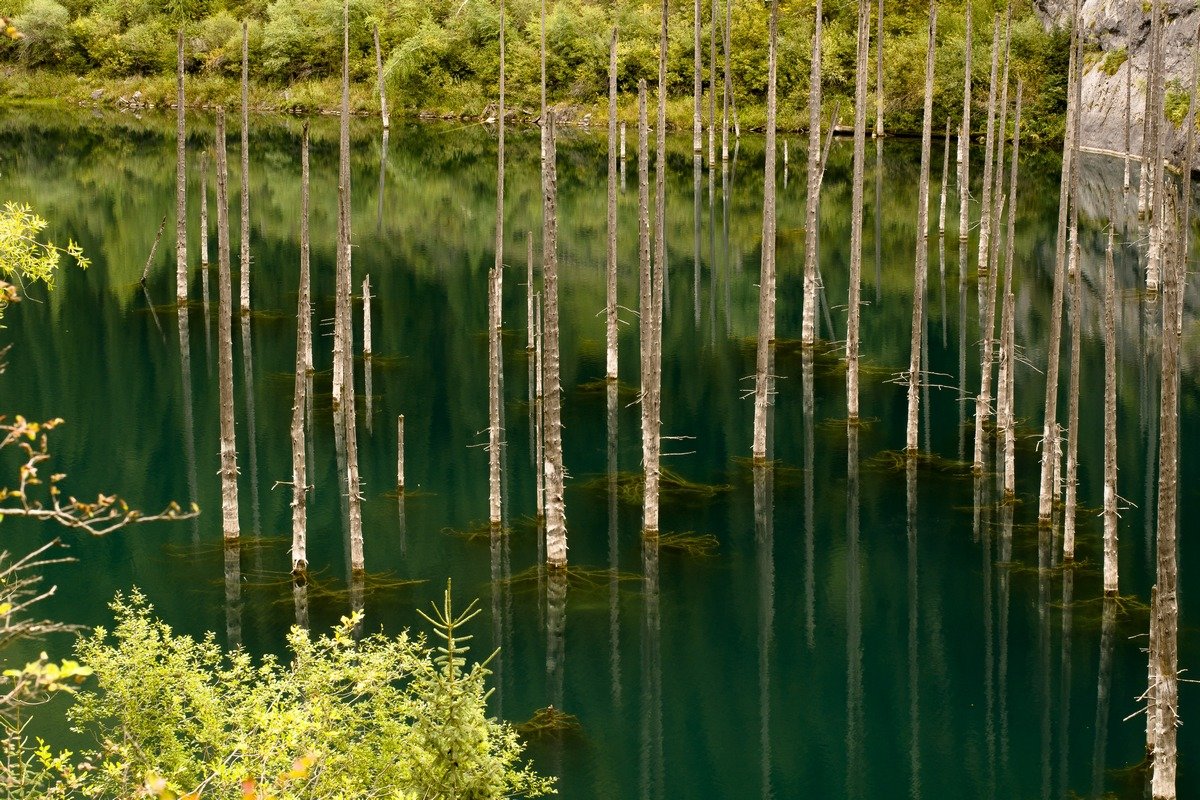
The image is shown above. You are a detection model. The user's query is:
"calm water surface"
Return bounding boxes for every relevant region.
[0,107,1196,798]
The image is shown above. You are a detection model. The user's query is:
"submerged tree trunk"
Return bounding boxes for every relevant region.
[215,110,240,540]
[977,15,1002,277]
[709,0,716,168]
[1037,0,1080,524]
[752,0,779,462]
[291,124,313,576]
[693,0,702,153]
[801,0,823,347]
[374,25,390,130]
[362,275,372,358]
[239,21,250,314]
[958,0,973,243]
[543,114,567,568]
[722,0,731,163]
[638,81,655,534]
[534,299,545,521]
[606,27,619,382]
[1102,230,1118,595]
[176,28,188,306]
[1124,0,1133,191]
[1000,83,1023,499]
[939,118,951,235]
[875,0,884,137]
[905,0,936,454]
[847,0,870,421]
[490,4,506,530]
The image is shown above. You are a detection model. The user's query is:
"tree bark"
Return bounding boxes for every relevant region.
[374,25,390,130]
[1000,83,1023,499]
[176,27,188,306]
[490,3,506,530]
[752,0,778,461]
[905,0,936,455]
[214,110,240,541]
[638,81,655,533]
[722,0,731,163]
[847,0,870,421]
[239,21,250,314]
[607,27,619,382]
[362,275,372,358]
[1102,229,1118,595]
[1124,0,1133,191]
[543,112,567,567]
[534,298,545,520]
[958,0,973,243]
[801,0,823,346]
[709,0,716,168]
[291,124,312,576]
[875,0,884,138]
[977,15,1002,277]
[693,0,702,153]
[396,414,406,492]
[939,118,951,235]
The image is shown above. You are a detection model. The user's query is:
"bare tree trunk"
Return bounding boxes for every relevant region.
[176,27,188,306]
[722,0,731,163]
[1000,83,1023,499]
[396,414,405,492]
[534,299,544,520]
[362,275,372,358]
[709,0,716,168]
[800,0,823,347]
[977,15,1002,277]
[1037,0,1080,524]
[540,0,546,165]
[638,81,655,533]
[291,124,312,576]
[1124,0,1133,191]
[958,0,973,243]
[374,25,390,131]
[1151,197,1181,800]
[1063,221,1081,558]
[1102,229,1118,595]
[645,0,669,534]
[847,0,870,421]
[1146,0,1164,293]
[1148,582,1159,757]
[752,0,779,461]
[215,111,240,540]
[1178,26,1199,339]
[905,0,936,454]
[239,21,250,314]
[607,27,619,382]
[1139,0,1156,217]
[490,3,506,530]
[542,114,567,568]
[875,0,883,138]
[939,118,951,235]
[526,231,535,353]
[693,0,702,153]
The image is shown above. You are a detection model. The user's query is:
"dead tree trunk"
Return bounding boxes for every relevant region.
[540,0,546,165]
[874,0,884,138]
[709,0,716,168]
[752,0,779,462]
[1145,0,1164,293]
[1124,0,1133,191]
[606,27,619,382]
[176,27,188,306]
[958,0,973,243]
[215,110,240,540]
[1037,0,1081,524]
[1102,229,1118,595]
[939,118,951,235]
[239,21,250,314]
[693,0,702,153]
[543,114,567,568]
[722,0,731,163]
[374,25,390,131]
[490,3,506,530]
[847,0,870,421]
[362,275,372,358]
[801,0,823,347]
[977,15,1002,277]
[1000,83,1023,499]
[905,0,936,455]
[291,124,313,576]
[394,413,406,492]
[534,299,545,520]
[638,81,655,532]
[1063,216,1082,558]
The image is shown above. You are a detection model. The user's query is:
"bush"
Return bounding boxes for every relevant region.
[13,0,72,68]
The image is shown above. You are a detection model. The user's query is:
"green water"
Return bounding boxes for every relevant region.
[0,107,1196,798]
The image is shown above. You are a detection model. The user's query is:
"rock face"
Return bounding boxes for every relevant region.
[1034,0,1198,162]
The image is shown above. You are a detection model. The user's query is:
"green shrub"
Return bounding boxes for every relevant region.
[1101,46,1128,77]
[12,0,73,68]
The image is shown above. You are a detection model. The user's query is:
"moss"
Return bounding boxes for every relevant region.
[1100,46,1128,77]
[1164,79,1190,128]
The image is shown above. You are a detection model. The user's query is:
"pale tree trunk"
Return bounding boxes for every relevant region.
[291,124,313,576]
[176,28,188,306]
[1139,0,1156,217]
[396,414,405,492]
[200,152,212,367]
[874,0,883,138]
[1178,27,1198,339]
[693,0,702,152]
[646,0,669,534]
[752,0,779,462]
[239,21,250,314]
[722,0,731,163]
[708,0,716,168]
[939,118,950,235]
[1151,197,1181,800]
[1146,0,1164,293]
[374,25,390,130]
[1102,229,1118,595]
[1037,0,1080,523]
[905,0,936,454]
[1063,46,1083,555]
[1000,83,1023,499]
[1148,583,1159,757]
[1124,0,1133,191]
[542,114,567,568]
[490,3,506,530]
[527,231,535,353]
[534,299,545,521]
[540,0,546,165]
[214,110,240,540]
[362,275,372,358]
[606,27,619,382]
[638,81,655,533]
[977,15,1002,277]
[958,0,973,243]
[801,0,823,347]
[847,0,870,421]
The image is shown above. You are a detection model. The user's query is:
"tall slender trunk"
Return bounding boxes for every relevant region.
[374,25,390,130]
[1063,216,1081,558]
[905,0,936,454]
[646,0,669,533]
[847,0,870,421]
[1146,0,1166,295]
[362,275,372,358]
[958,0,973,243]
[721,0,731,163]
[1102,229,1118,595]
[607,27,619,382]
[1037,0,1081,523]
[542,114,567,567]
[977,15,1002,276]
[801,0,823,346]
[1178,26,1199,338]
[540,0,546,165]
[874,0,884,137]
[490,1,506,529]
[693,0,702,153]
[1124,0,1133,191]
[291,124,313,576]
[709,0,716,168]
[1000,83,1023,499]
[638,81,655,533]
[752,0,779,461]
[239,21,250,314]
[214,110,240,540]
[534,299,545,520]
[1139,0,1157,217]
[176,27,188,306]
[939,118,950,235]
